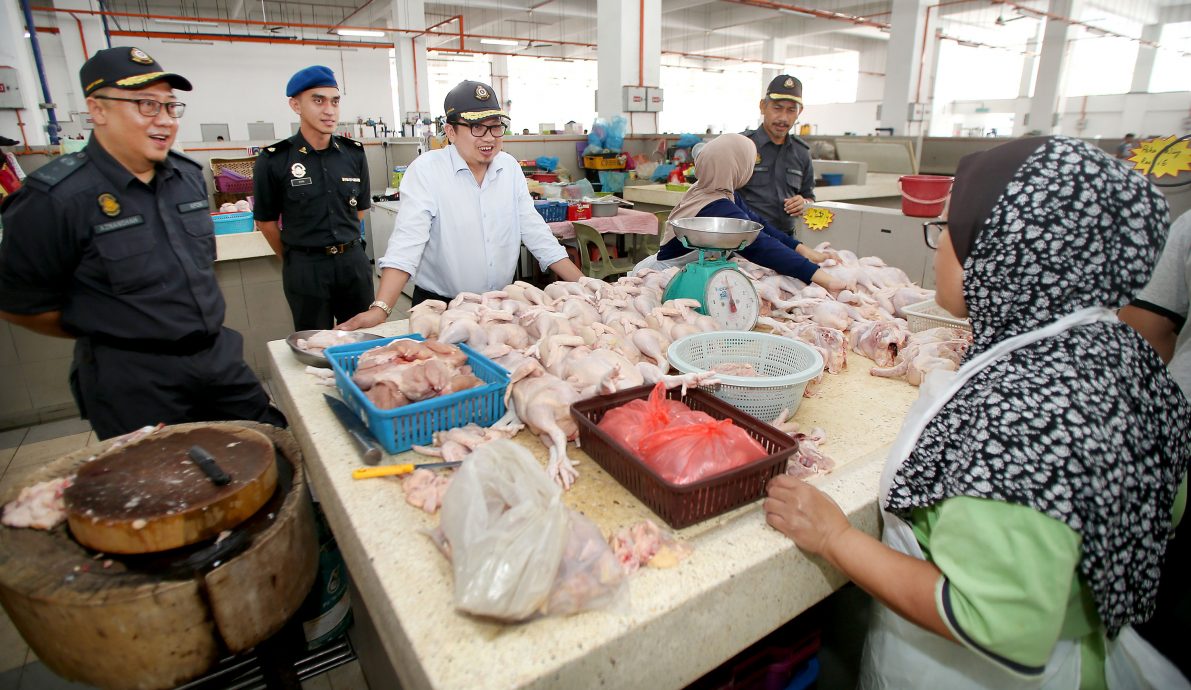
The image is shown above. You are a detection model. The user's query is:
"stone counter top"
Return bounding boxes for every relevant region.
[623,173,902,208]
[267,324,918,690]
[215,231,275,262]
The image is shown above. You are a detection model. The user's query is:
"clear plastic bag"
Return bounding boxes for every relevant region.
[638,418,769,485]
[437,440,625,621]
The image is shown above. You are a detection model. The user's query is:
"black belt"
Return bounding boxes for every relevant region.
[87,331,219,356]
[285,238,361,256]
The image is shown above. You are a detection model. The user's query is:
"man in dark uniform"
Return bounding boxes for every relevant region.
[0,47,285,439]
[253,66,374,331]
[740,75,829,262]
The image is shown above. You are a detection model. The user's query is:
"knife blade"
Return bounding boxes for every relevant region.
[352,461,463,480]
[187,445,232,486]
[323,394,384,466]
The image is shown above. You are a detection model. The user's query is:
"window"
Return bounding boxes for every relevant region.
[1150,22,1191,93]
[788,51,859,105]
[507,57,598,131]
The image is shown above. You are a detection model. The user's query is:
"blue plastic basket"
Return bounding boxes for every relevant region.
[324,335,511,454]
[211,211,254,234]
[533,200,567,223]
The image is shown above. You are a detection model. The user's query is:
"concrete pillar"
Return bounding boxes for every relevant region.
[391,0,430,129]
[1012,32,1041,135]
[879,0,931,136]
[1130,23,1162,93]
[596,0,661,134]
[0,0,50,146]
[52,0,110,122]
[760,37,789,93]
[1028,0,1080,135]
[489,54,511,125]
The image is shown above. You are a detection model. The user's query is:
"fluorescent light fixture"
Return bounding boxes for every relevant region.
[544,57,573,62]
[164,39,214,45]
[336,28,385,37]
[317,46,358,51]
[155,18,221,27]
[777,7,818,18]
[480,38,519,46]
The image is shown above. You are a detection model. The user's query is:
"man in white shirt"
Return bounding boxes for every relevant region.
[340,80,582,328]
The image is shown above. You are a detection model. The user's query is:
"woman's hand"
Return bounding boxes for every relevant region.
[795,244,840,265]
[809,269,846,293]
[338,306,388,331]
[764,474,852,560]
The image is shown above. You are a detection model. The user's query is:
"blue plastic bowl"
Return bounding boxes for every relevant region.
[822,173,845,186]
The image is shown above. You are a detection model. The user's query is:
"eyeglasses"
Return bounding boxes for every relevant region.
[923,220,947,249]
[455,121,509,138]
[93,95,186,119]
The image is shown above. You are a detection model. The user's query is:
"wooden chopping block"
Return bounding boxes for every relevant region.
[0,422,317,690]
[65,425,278,554]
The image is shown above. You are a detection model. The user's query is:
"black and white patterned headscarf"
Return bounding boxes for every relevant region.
[885,136,1189,636]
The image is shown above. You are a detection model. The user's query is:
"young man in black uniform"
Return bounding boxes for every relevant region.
[0,47,284,439]
[740,75,829,263]
[253,66,375,331]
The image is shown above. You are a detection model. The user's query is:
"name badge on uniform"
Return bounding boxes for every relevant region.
[753,165,770,172]
[341,177,361,183]
[177,200,210,213]
[94,215,145,234]
[290,178,313,187]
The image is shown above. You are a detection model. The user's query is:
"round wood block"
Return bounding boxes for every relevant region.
[65,425,278,554]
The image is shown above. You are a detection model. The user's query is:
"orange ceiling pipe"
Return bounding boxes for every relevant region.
[721,0,890,30]
[990,0,1159,48]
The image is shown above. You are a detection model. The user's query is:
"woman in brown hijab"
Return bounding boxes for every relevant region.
[635,133,843,290]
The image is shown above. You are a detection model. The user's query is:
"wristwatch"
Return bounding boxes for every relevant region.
[369,300,393,317]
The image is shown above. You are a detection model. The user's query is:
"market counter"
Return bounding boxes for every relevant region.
[266,323,919,690]
[623,173,904,209]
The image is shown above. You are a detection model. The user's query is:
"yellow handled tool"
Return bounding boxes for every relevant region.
[352,460,462,480]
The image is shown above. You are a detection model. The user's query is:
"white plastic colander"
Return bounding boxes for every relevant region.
[667,331,824,422]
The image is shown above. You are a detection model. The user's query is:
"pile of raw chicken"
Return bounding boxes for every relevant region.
[397,242,972,491]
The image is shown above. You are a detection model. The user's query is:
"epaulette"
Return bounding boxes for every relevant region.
[26,152,88,190]
[334,135,364,149]
[167,149,202,170]
[261,139,291,156]
[790,135,810,150]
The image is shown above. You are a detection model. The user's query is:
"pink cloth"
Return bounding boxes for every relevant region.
[547,208,659,240]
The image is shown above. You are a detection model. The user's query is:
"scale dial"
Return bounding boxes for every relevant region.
[704,267,760,330]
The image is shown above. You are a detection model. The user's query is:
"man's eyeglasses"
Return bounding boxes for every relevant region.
[93,96,186,119]
[923,220,948,249]
[456,121,509,138]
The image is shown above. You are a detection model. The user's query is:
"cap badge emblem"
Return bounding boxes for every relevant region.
[97,193,121,217]
[784,77,794,88]
[291,163,306,178]
[475,85,490,100]
[129,48,154,65]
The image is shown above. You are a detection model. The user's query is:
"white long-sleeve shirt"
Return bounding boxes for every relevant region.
[377,146,569,297]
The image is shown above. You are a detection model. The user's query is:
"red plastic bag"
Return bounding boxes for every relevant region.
[598,381,690,453]
[638,418,769,485]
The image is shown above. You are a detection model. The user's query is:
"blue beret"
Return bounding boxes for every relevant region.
[286,66,338,97]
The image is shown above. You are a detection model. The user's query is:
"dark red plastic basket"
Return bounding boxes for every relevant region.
[571,385,798,529]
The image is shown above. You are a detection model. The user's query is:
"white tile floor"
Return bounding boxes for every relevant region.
[0,418,369,690]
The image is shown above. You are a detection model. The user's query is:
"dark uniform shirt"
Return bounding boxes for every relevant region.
[739,127,815,235]
[252,132,370,248]
[0,137,224,341]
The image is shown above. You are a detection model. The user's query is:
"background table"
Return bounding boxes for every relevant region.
[546,207,660,240]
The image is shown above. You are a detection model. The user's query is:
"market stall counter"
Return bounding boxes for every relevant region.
[266,322,919,690]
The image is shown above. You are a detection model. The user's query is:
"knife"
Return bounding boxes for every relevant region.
[187,445,232,486]
[352,461,463,480]
[323,394,384,466]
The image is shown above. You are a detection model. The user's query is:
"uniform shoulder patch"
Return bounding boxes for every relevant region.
[334,135,363,148]
[790,135,810,150]
[262,139,290,155]
[27,152,88,190]
[167,149,202,170]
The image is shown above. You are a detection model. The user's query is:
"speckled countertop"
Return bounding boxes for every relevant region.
[266,323,918,690]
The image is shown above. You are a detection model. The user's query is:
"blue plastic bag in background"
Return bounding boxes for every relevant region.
[675,133,702,149]
[598,171,628,194]
[604,116,627,152]
[651,164,676,182]
[535,156,559,172]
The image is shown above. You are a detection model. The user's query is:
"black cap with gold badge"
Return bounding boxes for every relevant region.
[79,47,193,97]
[765,74,803,105]
[443,80,508,124]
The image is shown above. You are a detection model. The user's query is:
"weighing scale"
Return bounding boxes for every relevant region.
[662,217,763,331]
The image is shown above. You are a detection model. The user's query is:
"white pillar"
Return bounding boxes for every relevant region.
[760,37,789,93]
[596,0,661,134]
[1130,23,1162,94]
[1012,33,1040,135]
[391,0,429,129]
[1028,0,1080,135]
[52,0,110,122]
[489,54,511,124]
[0,0,50,146]
[879,0,931,136]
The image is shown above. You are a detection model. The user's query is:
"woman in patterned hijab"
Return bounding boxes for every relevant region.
[765,136,1189,688]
